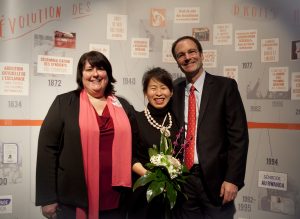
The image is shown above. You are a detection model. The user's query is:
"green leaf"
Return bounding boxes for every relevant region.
[181,165,190,174]
[145,162,155,169]
[166,181,177,209]
[159,135,165,153]
[146,181,165,203]
[133,172,155,191]
[148,147,158,157]
[160,134,170,154]
[155,167,169,181]
[166,137,173,155]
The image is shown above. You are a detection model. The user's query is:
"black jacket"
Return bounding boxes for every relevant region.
[35,90,137,208]
[172,73,249,206]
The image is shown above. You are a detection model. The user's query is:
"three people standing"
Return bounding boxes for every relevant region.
[36,35,249,219]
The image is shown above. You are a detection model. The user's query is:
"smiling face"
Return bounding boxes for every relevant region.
[145,78,173,109]
[82,60,108,98]
[174,38,204,83]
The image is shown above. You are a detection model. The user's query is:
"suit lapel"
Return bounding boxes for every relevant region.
[173,74,214,129]
[198,73,213,127]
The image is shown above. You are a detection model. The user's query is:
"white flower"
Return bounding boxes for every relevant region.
[150,154,183,179]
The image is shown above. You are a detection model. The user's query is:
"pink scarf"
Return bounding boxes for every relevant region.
[77,89,132,219]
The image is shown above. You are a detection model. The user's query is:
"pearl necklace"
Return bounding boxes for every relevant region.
[144,107,173,137]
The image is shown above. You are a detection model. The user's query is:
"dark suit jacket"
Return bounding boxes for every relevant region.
[35,90,137,209]
[172,72,249,206]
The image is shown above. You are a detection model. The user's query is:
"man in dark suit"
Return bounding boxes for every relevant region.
[171,36,249,219]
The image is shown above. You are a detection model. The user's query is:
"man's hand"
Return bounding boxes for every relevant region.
[220,181,238,204]
[41,203,58,219]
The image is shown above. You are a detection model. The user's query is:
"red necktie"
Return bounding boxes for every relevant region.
[185,85,196,169]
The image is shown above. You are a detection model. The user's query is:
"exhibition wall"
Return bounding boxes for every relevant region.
[0,0,299,218]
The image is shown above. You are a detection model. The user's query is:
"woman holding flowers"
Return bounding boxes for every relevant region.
[128,67,182,219]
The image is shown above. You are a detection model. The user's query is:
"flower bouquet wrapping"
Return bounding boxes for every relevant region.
[133,127,190,214]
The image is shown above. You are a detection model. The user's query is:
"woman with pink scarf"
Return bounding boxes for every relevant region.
[36,51,137,219]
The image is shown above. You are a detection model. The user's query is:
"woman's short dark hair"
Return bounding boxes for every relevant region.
[76,51,116,96]
[142,67,173,93]
[171,36,203,59]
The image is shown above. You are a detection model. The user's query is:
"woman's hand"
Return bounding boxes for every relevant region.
[41,203,58,219]
[132,162,148,176]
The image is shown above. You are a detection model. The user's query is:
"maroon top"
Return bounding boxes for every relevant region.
[98,105,120,210]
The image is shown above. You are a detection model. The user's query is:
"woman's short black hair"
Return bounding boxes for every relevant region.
[76,51,116,96]
[171,36,203,59]
[142,67,173,93]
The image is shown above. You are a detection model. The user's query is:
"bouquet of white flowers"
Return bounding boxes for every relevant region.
[133,127,190,212]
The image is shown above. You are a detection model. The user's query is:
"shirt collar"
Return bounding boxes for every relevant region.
[186,71,206,92]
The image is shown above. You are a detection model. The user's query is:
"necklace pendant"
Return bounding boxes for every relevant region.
[160,127,170,137]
